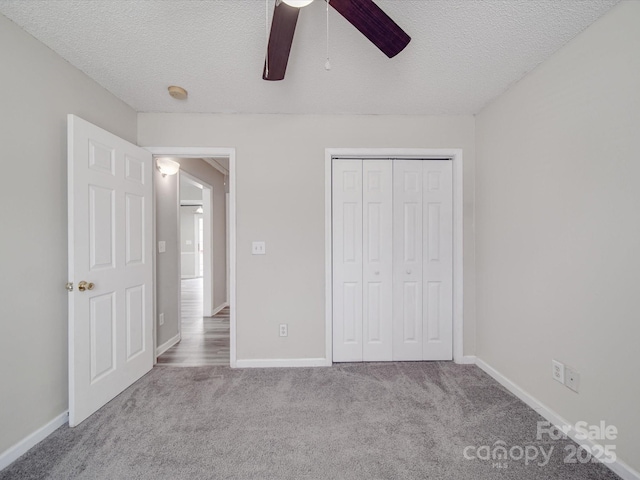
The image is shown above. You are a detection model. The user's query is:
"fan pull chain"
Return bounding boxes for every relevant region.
[325,0,331,70]
[265,0,270,78]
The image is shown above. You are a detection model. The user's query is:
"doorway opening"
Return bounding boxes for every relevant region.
[151,150,235,367]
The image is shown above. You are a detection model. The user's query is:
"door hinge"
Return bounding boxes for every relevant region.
[65,282,74,292]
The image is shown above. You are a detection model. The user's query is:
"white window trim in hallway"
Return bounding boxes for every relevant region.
[324,148,466,364]
[146,147,237,368]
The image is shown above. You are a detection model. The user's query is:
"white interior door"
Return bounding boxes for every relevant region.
[332,160,363,362]
[393,160,424,360]
[68,115,153,426]
[422,160,453,360]
[362,160,393,361]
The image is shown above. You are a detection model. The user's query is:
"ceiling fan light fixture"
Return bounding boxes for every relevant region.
[281,0,314,8]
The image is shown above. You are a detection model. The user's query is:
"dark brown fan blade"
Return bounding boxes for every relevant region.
[327,0,410,58]
[263,1,300,81]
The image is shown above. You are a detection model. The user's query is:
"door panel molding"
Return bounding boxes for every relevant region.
[393,159,423,360]
[362,160,393,361]
[332,159,363,362]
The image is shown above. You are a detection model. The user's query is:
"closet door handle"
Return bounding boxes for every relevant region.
[406,269,412,274]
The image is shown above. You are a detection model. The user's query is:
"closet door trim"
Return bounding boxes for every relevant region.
[325,149,465,365]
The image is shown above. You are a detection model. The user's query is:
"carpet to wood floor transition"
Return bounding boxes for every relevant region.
[0,362,619,480]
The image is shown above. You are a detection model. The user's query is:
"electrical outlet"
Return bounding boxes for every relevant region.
[252,241,266,255]
[565,366,580,393]
[159,313,165,326]
[279,324,288,337]
[552,360,564,384]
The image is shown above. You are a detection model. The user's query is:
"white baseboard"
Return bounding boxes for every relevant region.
[475,358,640,480]
[155,333,180,357]
[209,302,229,317]
[0,411,68,471]
[235,358,331,368]
[456,355,476,365]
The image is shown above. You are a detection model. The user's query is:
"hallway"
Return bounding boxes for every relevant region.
[157,278,230,366]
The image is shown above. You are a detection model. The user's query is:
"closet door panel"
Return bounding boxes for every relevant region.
[332,160,363,362]
[392,160,423,360]
[422,160,453,360]
[362,160,393,361]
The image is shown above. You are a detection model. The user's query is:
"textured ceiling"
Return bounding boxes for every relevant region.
[0,0,620,115]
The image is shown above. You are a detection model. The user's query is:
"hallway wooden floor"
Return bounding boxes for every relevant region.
[157,278,230,366]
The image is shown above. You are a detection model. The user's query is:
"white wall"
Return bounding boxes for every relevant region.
[180,207,199,278]
[475,0,640,473]
[179,177,203,279]
[0,14,137,454]
[180,180,203,204]
[139,114,476,360]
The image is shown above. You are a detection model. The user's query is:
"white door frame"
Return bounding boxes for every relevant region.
[179,170,214,317]
[146,147,237,368]
[325,148,465,364]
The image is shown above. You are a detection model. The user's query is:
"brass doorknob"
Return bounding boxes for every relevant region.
[78,281,95,292]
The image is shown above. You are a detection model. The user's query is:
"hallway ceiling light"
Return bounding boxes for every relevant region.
[156,158,180,177]
[281,0,314,7]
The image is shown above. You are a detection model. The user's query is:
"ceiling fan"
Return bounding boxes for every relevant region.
[263,0,411,81]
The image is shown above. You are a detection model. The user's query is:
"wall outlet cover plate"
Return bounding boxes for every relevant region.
[252,241,266,255]
[564,366,580,393]
[552,359,565,384]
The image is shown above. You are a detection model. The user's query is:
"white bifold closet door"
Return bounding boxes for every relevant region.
[332,159,393,362]
[393,160,453,361]
[333,158,452,362]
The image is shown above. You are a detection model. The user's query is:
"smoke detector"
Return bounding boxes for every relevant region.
[168,86,188,100]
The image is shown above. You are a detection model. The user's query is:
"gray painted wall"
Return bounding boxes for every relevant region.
[138,114,476,360]
[155,159,227,348]
[155,168,180,347]
[0,13,137,454]
[475,1,640,472]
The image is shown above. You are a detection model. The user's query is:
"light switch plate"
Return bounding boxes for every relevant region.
[158,241,166,253]
[252,241,266,255]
